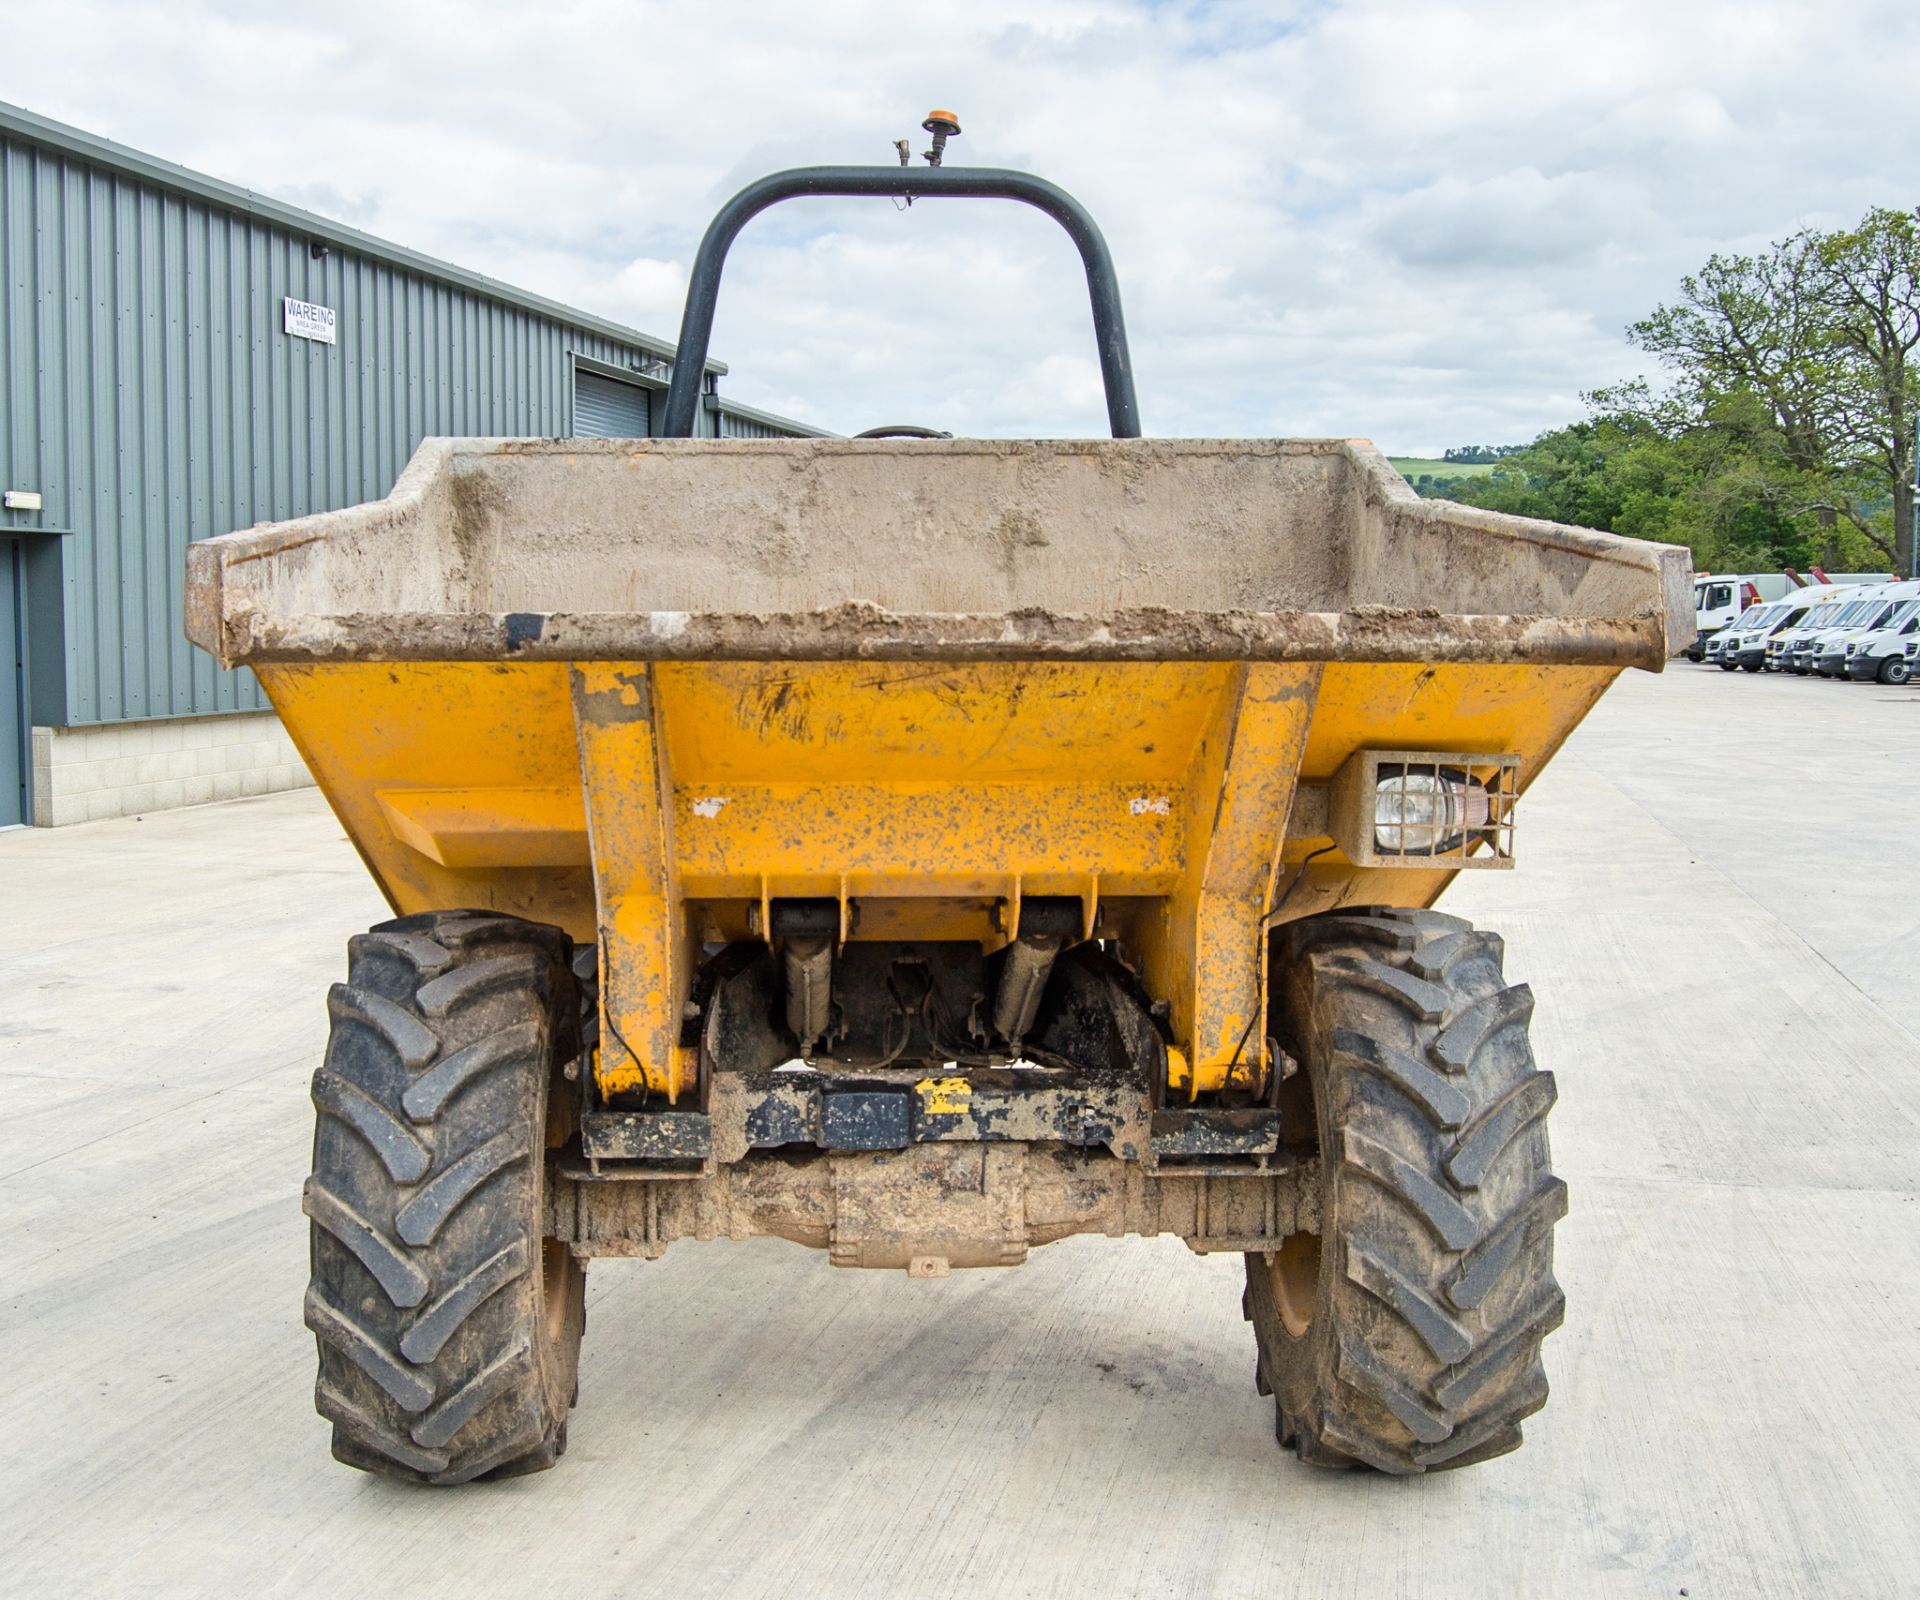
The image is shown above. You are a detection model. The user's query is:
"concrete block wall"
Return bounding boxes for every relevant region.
[30,711,315,826]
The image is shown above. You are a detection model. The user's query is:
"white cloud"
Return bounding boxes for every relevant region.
[3,0,1916,451]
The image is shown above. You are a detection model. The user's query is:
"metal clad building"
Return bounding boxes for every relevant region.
[0,101,823,827]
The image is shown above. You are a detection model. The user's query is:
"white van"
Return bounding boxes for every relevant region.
[1757,587,1863,672]
[1719,595,1827,671]
[1833,593,1920,682]
[1796,582,1919,675]
[1777,589,1884,674]
[1705,603,1769,667]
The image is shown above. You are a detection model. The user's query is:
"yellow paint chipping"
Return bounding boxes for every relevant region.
[917,1077,973,1115]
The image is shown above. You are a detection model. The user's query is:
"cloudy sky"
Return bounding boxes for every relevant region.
[3,0,1916,449]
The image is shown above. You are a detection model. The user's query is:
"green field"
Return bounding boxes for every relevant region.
[1386,456,1501,480]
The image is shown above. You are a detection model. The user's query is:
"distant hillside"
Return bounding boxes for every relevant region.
[1387,456,1500,480]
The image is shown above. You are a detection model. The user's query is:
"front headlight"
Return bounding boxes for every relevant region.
[1373,768,1490,854]
[1329,750,1518,869]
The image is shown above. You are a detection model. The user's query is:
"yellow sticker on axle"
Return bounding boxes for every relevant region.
[917,1076,972,1116]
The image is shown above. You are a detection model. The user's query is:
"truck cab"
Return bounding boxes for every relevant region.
[1690,574,1789,658]
[1690,576,1763,658]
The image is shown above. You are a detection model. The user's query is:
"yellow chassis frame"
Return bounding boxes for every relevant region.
[262,657,1614,1105]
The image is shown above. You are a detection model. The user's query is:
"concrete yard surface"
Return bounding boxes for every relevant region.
[2,664,1917,1598]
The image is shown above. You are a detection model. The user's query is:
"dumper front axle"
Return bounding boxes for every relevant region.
[547,1143,1320,1273]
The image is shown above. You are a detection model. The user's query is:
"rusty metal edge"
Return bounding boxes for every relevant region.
[211,607,1668,669]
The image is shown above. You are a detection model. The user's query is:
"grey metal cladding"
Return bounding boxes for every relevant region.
[0,105,819,727]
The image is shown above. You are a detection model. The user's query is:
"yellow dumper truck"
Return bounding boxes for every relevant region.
[186,155,1688,1484]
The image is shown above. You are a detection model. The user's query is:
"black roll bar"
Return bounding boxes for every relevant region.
[660,166,1141,439]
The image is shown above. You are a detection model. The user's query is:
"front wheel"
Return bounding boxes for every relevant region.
[1881,657,1912,686]
[304,911,586,1483]
[1247,907,1564,1473]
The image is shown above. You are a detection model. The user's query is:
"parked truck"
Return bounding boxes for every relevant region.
[1690,573,1793,656]
[186,148,1688,1485]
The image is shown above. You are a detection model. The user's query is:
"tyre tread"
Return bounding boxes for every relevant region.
[313,1067,431,1183]
[305,910,582,1485]
[1251,906,1564,1475]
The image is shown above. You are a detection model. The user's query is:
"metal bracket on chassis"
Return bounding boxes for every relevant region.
[546,1144,1320,1271]
[578,938,1287,1174]
[720,1059,1148,1161]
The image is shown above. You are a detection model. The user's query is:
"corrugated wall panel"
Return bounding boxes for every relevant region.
[0,125,817,728]
[720,411,797,439]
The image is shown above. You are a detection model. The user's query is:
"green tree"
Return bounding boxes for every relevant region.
[1425,400,1815,570]
[1421,205,1920,577]
[1817,207,1920,576]
[1627,210,1918,573]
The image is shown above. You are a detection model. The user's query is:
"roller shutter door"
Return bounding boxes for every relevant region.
[572,370,652,438]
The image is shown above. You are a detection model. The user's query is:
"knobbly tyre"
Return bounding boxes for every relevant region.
[185,133,1688,1485]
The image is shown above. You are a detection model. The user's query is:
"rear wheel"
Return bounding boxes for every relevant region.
[304,910,586,1483]
[1246,907,1564,1472]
